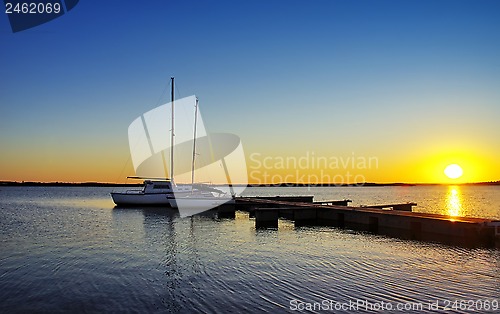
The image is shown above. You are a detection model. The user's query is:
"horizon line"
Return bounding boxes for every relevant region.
[1,180,499,187]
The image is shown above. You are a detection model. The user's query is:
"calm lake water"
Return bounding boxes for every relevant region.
[1,186,499,313]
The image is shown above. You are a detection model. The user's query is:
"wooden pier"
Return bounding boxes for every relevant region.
[229,196,500,248]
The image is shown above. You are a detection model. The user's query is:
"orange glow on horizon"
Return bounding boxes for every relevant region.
[1,142,499,184]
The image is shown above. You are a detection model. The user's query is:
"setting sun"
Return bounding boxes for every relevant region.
[444,164,463,179]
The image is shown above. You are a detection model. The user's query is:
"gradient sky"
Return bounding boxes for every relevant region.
[1,0,499,184]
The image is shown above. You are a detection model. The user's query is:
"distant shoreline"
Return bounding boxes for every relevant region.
[1,181,499,187]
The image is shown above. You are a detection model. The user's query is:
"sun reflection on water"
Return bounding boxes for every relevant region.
[446,186,463,217]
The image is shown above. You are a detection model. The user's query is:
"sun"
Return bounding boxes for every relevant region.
[444,164,463,179]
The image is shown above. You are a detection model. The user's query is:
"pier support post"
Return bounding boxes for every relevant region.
[255,208,279,229]
[294,208,317,227]
[369,216,379,234]
[410,221,422,240]
[218,204,236,219]
[337,213,345,228]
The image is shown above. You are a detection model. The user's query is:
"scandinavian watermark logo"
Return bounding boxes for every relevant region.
[128,95,248,217]
[249,151,379,186]
[4,0,79,32]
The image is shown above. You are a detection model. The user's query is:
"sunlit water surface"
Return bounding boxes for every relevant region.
[0,186,499,313]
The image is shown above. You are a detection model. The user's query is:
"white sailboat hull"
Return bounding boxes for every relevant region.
[110,192,171,206]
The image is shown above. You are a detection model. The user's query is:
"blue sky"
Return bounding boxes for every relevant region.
[1,0,500,183]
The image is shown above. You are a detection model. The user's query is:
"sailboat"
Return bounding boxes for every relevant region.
[111,77,247,212]
[110,77,192,206]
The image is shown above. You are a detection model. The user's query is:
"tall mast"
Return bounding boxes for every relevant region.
[170,77,175,184]
[191,97,199,191]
